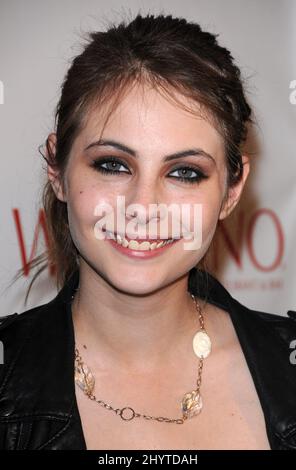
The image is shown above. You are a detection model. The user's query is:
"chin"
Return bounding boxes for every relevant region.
[105,273,167,297]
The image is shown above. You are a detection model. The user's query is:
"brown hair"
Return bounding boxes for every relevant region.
[12,12,253,305]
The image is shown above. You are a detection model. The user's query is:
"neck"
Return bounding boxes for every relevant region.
[71,262,201,374]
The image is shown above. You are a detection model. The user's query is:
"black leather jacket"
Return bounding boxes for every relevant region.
[0,268,296,450]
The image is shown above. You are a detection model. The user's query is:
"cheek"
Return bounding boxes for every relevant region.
[186,182,224,249]
[66,182,118,244]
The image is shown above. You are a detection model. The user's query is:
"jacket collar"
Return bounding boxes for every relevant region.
[3,268,296,448]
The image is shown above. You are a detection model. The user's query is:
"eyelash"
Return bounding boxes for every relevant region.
[90,157,209,185]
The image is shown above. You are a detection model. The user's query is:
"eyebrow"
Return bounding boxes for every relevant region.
[85,139,215,164]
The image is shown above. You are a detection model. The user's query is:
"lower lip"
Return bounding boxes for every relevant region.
[106,237,180,259]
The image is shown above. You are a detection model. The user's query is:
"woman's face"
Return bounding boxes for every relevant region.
[49,84,248,295]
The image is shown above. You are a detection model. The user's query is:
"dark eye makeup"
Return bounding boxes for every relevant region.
[90,156,210,185]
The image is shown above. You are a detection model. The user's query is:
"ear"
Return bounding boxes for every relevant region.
[219,155,250,220]
[46,133,67,202]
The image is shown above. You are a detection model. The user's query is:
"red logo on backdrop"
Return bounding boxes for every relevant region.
[12,207,284,276]
[13,208,56,276]
[211,208,284,272]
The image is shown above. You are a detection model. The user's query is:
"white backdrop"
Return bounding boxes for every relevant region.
[0,0,295,316]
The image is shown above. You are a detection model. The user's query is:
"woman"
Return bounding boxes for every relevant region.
[0,13,295,450]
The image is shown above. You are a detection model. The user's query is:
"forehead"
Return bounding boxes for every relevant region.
[76,83,225,158]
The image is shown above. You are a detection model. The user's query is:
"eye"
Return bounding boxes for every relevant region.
[90,157,209,185]
[90,157,130,175]
[168,166,209,184]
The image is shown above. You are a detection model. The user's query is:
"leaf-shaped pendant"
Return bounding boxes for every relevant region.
[181,390,203,419]
[75,363,95,396]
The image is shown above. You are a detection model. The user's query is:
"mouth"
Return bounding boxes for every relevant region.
[102,228,180,254]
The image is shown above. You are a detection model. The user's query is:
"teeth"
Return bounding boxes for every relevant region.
[105,230,175,251]
[121,238,129,248]
[138,241,152,251]
[128,240,140,250]
[156,241,165,248]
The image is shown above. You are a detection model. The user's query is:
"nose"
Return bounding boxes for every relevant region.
[125,184,161,225]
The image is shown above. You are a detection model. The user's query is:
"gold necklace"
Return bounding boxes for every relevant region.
[73,292,211,424]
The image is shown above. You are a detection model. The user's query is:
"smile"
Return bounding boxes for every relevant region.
[103,229,180,258]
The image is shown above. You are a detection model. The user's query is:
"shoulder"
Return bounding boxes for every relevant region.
[0,304,49,381]
[0,302,50,338]
[190,268,296,347]
[0,273,77,397]
[0,292,75,421]
[0,304,47,344]
[0,290,71,388]
[227,291,296,353]
[230,295,296,345]
[0,296,79,449]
